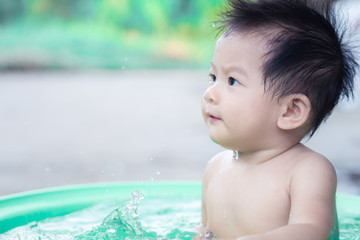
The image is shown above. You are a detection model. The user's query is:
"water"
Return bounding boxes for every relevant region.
[1,192,359,240]
[338,211,360,240]
[0,191,200,240]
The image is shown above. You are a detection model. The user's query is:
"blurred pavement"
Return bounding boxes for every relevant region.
[0,70,359,196]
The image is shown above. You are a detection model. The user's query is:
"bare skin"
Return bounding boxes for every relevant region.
[200,146,337,240]
[196,32,338,240]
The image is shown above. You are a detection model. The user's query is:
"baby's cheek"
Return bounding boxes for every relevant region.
[200,100,207,119]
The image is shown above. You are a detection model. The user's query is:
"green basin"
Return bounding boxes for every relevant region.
[0,181,359,235]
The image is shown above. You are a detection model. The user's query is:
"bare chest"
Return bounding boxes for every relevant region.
[205,167,291,237]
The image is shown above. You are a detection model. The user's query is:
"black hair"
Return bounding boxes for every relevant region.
[216,0,358,136]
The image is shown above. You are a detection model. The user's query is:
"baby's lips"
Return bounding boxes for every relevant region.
[206,110,220,120]
[206,111,221,122]
[210,115,221,121]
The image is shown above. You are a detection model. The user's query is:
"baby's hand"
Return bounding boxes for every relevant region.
[192,232,216,239]
[192,225,215,239]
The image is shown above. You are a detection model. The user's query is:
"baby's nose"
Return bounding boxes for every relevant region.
[203,84,218,104]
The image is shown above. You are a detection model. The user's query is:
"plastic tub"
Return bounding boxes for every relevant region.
[0,181,359,238]
[0,182,201,234]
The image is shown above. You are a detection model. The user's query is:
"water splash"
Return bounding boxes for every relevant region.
[75,192,197,240]
[76,191,156,240]
[1,194,199,240]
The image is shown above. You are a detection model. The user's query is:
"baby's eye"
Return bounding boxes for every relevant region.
[228,77,240,86]
[209,74,216,82]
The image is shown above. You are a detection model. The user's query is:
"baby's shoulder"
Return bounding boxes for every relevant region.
[292,144,334,171]
[290,144,337,185]
[206,150,232,167]
[203,150,232,177]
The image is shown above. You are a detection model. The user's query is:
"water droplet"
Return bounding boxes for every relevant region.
[122,66,125,70]
[106,228,116,234]
[156,170,160,175]
[45,167,50,172]
[212,23,216,27]
[149,157,154,161]
[205,230,214,238]
[150,176,154,181]
[131,191,144,202]
[101,170,105,174]
[110,173,115,177]
[124,57,128,61]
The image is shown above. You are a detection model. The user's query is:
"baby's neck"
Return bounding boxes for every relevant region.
[234,141,301,165]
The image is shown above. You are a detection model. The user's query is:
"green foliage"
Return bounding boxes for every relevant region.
[0,0,225,70]
[0,0,24,23]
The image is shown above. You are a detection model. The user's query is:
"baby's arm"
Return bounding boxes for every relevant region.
[193,154,220,239]
[192,186,208,239]
[237,155,337,240]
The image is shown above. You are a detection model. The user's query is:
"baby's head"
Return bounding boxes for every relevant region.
[214,0,358,137]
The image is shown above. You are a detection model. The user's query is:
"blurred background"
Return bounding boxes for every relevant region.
[0,0,359,197]
[0,0,223,70]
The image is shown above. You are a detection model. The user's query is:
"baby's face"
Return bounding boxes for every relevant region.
[201,32,282,151]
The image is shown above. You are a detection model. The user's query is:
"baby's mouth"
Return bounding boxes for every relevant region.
[208,114,221,122]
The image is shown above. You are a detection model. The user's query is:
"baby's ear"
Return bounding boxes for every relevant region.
[277,94,311,131]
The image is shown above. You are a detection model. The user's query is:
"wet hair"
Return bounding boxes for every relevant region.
[216,0,358,136]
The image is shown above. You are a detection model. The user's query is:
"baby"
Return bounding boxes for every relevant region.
[197,0,358,239]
